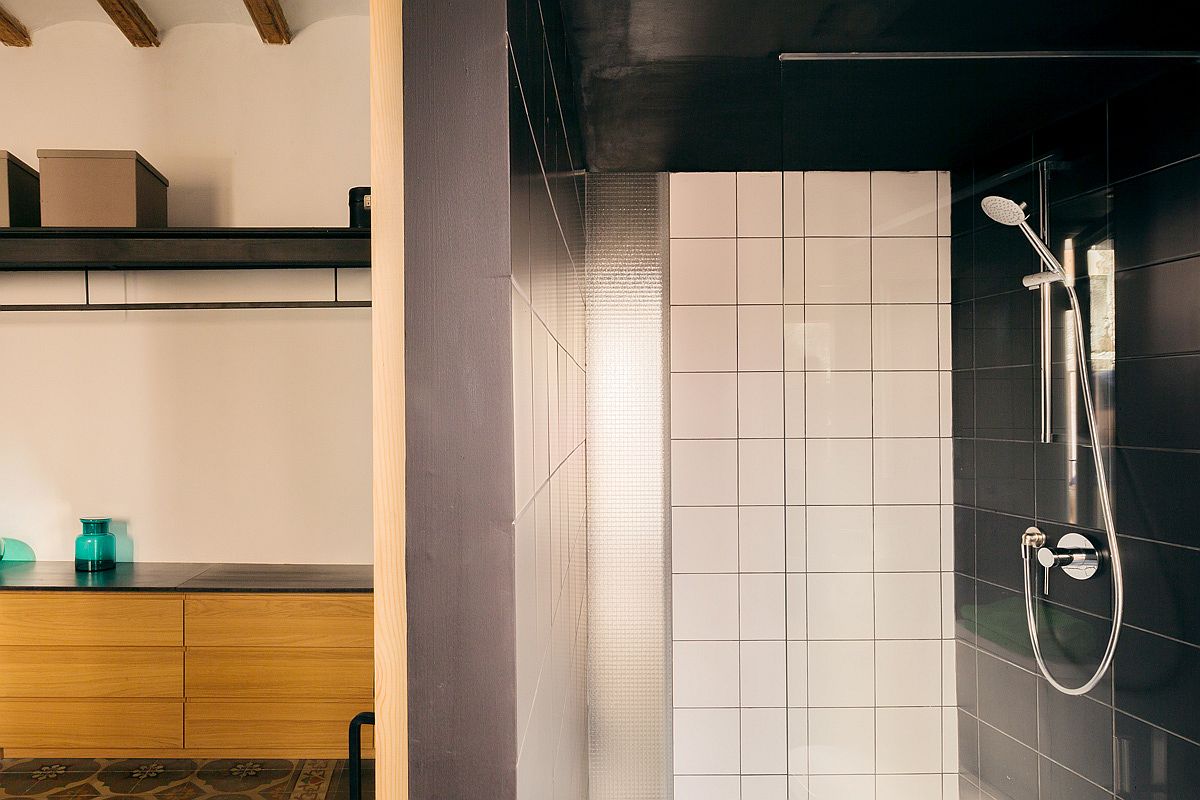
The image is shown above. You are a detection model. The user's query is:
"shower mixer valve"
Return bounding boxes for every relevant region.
[1021,527,1100,596]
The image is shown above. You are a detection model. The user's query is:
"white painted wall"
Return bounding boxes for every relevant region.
[0,18,371,564]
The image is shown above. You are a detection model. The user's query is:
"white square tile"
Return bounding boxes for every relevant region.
[119,268,336,303]
[943,706,959,772]
[741,573,786,640]
[0,271,87,306]
[738,238,784,303]
[740,506,784,573]
[784,439,806,505]
[874,639,942,706]
[808,707,875,774]
[805,775,876,799]
[673,506,739,573]
[674,708,741,774]
[737,172,783,238]
[938,236,952,302]
[674,573,740,639]
[672,305,737,371]
[673,439,739,506]
[939,305,953,370]
[785,506,807,572]
[804,172,871,236]
[937,170,952,237]
[782,239,805,306]
[738,305,783,371]
[874,573,941,639]
[939,371,953,436]
[786,573,807,639]
[806,506,873,572]
[739,372,784,438]
[783,172,805,237]
[87,270,127,304]
[741,775,787,800]
[787,709,809,774]
[674,640,740,706]
[742,707,788,774]
[671,173,737,238]
[871,238,938,303]
[807,640,875,707]
[673,372,738,439]
[336,267,371,302]
[671,238,738,305]
[806,371,872,437]
[741,640,787,707]
[873,371,939,437]
[804,305,872,371]
[807,572,873,640]
[943,639,958,705]
[876,707,942,773]
[873,438,940,504]
[876,774,942,800]
[787,641,808,706]
[739,439,785,506]
[674,776,740,800]
[784,372,805,437]
[871,171,938,237]
[804,238,871,303]
[872,305,939,370]
[783,305,805,370]
[873,505,940,571]
[805,439,872,505]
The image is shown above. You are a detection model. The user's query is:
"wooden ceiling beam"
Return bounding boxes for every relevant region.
[0,4,31,47]
[242,0,291,45]
[95,0,159,47]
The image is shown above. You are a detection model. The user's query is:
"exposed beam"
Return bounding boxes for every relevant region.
[242,0,291,45]
[0,4,31,47]
[95,0,159,47]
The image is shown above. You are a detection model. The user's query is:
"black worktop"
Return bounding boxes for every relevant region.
[0,561,373,593]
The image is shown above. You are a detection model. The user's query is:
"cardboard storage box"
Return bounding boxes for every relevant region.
[1,151,40,227]
[37,149,168,227]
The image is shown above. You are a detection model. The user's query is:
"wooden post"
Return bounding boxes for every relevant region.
[369,0,406,798]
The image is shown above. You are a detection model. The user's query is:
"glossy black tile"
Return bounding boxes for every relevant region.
[1038,682,1115,790]
[1037,102,1109,204]
[1114,447,1200,550]
[960,708,981,780]
[979,722,1040,800]
[1114,354,1200,450]
[953,368,977,438]
[974,222,1044,301]
[974,290,1037,369]
[978,649,1039,747]
[1109,65,1200,184]
[1035,442,1104,532]
[958,640,979,715]
[955,505,977,577]
[975,366,1036,442]
[1115,711,1200,800]
[1040,757,1115,800]
[1120,535,1200,649]
[956,572,978,645]
[975,509,1031,593]
[959,774,985,800]
[955,437,977,508]
[974,580,1036,672]
[975,439,1035,517]
[952,234,975,305]
[1111,156,1200,271]
[972,137,1037,235]
[951,165,974,237]
[1116,256,1200,358]
[1114,626,1200,745]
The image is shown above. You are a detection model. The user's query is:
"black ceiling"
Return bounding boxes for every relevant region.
[559,0,1198,171]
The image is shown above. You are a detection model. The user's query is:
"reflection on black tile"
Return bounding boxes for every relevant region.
[958,640,979,715]
[956,572,978,645]
[1039,757,1114,800]
[978,650,1038,747]
[1121,535,1200,649]
[1114,355,1200,450]
[959,708,981,780]
[953,369,977,438]
[955,438,977,508]
[979,722,1039,800]
[975,366,1035,442]
[975,439,1035,517]
[1037,103,1109,203]
[955,505,977,577]
[974,290,1037,369]
[975,509,1031,594]
[1035,442,1104,532]
[1116,256,1200,358]
[1115,711,1200,800]
[1114,447,1200,550]
[974,221,1043,300]
[1110,65,1200,183]
[953,300,976,370]
[1038,682,1115,790]
[1114,626,1200,744]
[1111,157,1200,271]
[974,580,1035,672]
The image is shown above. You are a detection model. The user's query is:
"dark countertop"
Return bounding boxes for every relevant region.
[0,561,373,593]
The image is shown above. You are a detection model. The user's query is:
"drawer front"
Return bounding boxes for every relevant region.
[0,593,183,647]
[0,699,183,749]
[185,701,373,752]
[0,647,183,698]
[184,594,372,648]
[185,647,373,699]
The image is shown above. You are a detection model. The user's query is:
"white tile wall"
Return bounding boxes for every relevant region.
[670,171,956,796]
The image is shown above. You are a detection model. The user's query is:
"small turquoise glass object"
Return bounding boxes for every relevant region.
[75,517,116,573]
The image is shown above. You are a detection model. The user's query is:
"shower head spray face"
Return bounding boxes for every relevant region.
[981,195,1027,226]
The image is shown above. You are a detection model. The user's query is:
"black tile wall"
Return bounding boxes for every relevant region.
[954,63,1200,800]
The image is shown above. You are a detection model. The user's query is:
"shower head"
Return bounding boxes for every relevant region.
[981,195,1028,226]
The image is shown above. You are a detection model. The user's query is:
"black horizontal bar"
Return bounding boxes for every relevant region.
[779,50,1200,61]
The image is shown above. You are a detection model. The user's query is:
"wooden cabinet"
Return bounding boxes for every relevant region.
[0,591,372,758]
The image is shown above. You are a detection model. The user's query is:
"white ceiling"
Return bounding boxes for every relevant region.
[5,0,367,37]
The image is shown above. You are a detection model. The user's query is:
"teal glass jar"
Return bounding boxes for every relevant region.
[75,517,116,572]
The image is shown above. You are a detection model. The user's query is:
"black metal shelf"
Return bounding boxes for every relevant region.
[0,227,370,271]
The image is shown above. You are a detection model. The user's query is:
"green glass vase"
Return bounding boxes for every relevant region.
[75,517,116,572]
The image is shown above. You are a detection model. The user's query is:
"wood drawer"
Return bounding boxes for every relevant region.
[184,594,372,647]
[185,701,373,753]
[0,593,182,647]
[0,647,182,698]
[185,647,373,699]
[0,699,183,749]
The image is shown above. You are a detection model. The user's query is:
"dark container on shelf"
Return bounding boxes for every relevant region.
[349,187,371,228]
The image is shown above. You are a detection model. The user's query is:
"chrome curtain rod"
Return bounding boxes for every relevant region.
[779,50,1200,61]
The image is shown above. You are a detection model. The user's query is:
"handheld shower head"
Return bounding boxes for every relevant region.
[981,195,1028,226]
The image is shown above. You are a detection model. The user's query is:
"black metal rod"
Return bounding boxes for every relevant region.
[349,711,375,800]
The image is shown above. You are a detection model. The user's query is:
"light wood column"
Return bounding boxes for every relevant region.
[369,0,407,798]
